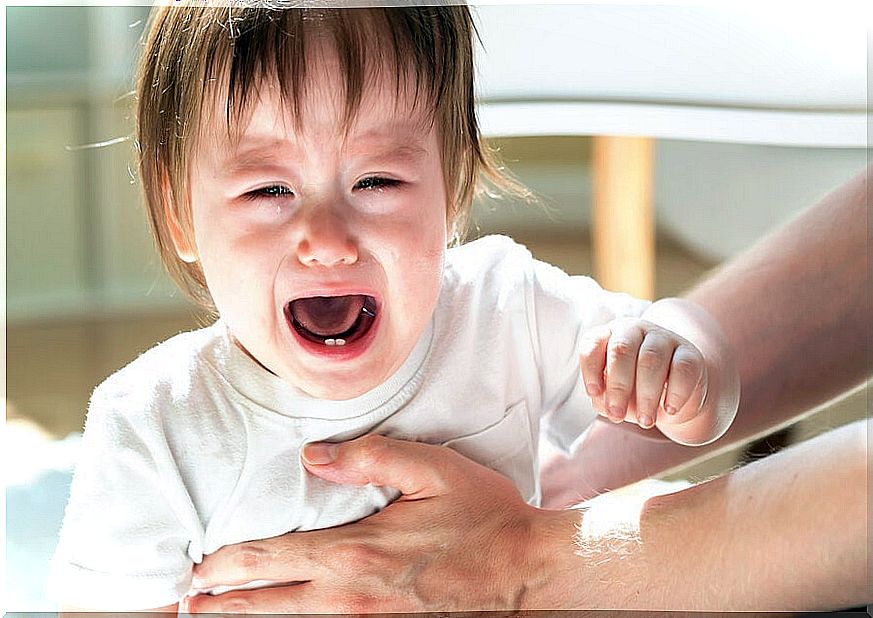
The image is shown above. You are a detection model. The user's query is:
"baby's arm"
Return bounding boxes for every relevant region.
[580,298,739,446]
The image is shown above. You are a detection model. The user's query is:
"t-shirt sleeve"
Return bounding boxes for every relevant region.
[527,257,651,454]
[48,383,198,610]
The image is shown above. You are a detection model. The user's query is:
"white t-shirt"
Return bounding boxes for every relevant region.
[49,235,649,609]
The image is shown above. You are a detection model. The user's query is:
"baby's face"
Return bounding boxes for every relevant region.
[185,54,448,399]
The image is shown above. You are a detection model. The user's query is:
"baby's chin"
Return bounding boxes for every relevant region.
[230,334,377,398]
[285,367,395,401]
[286,335,418,400]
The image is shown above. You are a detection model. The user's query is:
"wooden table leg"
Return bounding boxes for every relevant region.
[592,135,655,300]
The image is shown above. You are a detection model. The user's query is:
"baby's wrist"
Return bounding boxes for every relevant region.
[657,354,739,446]
[644,298,740,445]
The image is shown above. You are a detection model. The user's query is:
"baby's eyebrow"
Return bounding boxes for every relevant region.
[215,138,300,176]
[217,141,429,176]
[343,121,432,163]
[352,143,429,165]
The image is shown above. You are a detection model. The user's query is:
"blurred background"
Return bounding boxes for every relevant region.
[5,4,868,612]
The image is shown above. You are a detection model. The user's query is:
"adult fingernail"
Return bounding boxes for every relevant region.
[639,414,653,428]
[303,442,338,464]
[586,382,602,397]
[665,405,678,416]
[608,406,624,422]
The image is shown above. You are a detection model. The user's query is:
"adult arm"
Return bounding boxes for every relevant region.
[544,165,871,503]
[187,419,868,612]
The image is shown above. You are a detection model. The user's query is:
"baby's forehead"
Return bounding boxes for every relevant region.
[196,65,436,149]
[192,79,437,170]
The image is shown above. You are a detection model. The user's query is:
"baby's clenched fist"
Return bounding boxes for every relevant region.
[579,317,707,431]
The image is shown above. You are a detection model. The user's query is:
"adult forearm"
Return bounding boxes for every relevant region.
[686,165,870,438]
[544,418,869,610]
[639,416,868,610]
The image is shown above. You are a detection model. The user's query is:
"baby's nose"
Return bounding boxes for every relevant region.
[296,206,358,267]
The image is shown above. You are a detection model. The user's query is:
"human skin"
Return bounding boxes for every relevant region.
[542,164,871,506]
[580,299,739,446]
[186,416,868,612]
[167,42,449,401]
[186,166,870,611]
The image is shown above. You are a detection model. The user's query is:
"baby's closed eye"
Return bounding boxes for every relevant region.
[244,184,294,201]
[354,176,403,191]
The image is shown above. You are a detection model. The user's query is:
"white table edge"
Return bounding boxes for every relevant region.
[477,100,868,148]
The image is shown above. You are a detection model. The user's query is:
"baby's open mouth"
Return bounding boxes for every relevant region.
[286,295,377,346]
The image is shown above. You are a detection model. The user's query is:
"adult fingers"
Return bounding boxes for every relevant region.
[603,322,644,422]
[302,434,466,500]
[664,344,706,417]
[634,331,674,428]
[190,441,559,614]
[192,532,327,589]
[193,439,498,593]
[185,581,390,615]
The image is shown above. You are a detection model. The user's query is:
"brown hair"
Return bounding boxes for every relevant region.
[136,3,526,309]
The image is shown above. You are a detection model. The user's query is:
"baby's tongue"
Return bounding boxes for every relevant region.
[290,295,365,337]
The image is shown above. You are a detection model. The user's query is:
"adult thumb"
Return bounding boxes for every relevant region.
[301,434,455,500]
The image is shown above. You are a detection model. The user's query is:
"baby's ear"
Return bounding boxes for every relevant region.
[162,176,198,263]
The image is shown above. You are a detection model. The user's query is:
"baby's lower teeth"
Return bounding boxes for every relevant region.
[324,338,346,347]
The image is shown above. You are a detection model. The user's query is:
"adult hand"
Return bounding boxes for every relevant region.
[184,435,580,614]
